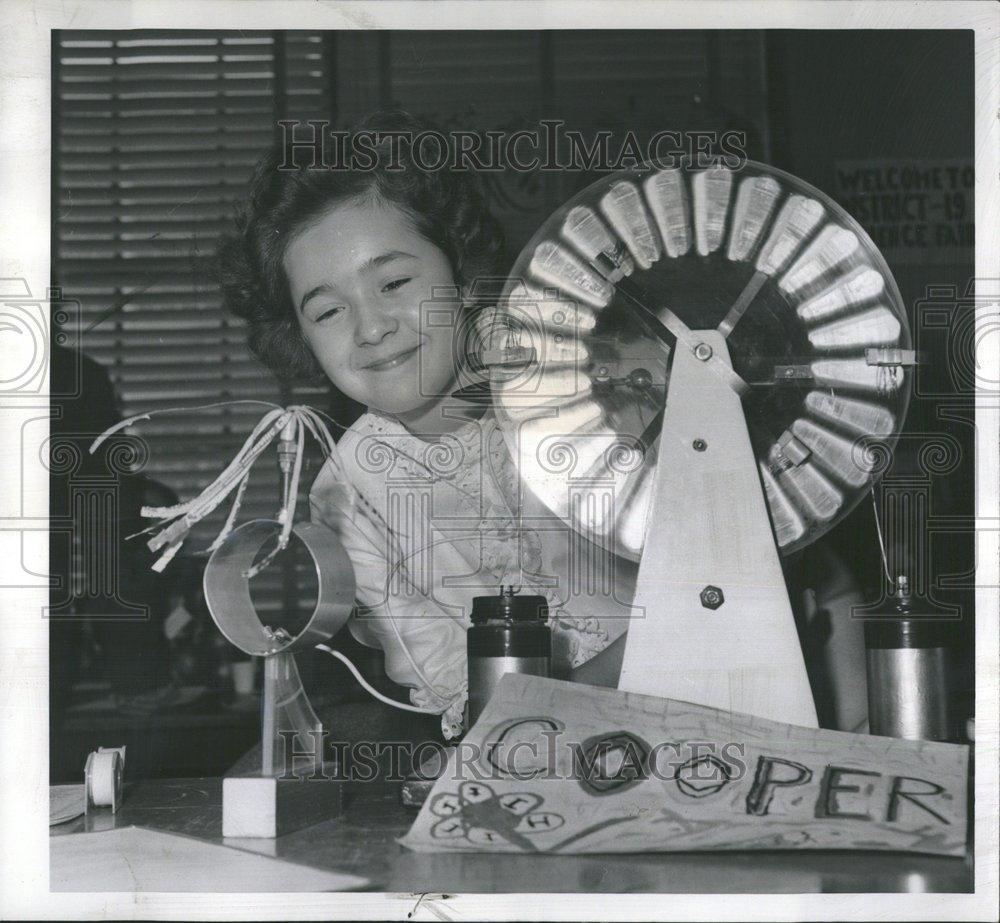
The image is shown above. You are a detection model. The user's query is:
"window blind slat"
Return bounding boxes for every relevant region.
[61,131,273,154]
[61,61,276,80]
[60,218,237,236]
[62,113,285,133]
[61,96,274,115]
[60,43,272,61]
[61,151,264,170]
[61,187,250,206]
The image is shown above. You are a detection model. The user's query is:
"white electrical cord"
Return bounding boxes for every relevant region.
[315,644,439,715]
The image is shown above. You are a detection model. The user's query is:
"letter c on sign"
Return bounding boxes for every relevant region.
[483,716,563,780]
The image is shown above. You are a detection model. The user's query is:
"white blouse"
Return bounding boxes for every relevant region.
[309,409,635,738]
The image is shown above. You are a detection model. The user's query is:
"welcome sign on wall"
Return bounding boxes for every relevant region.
[400,675,968,855]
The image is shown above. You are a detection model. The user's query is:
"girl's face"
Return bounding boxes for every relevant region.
[284,196,462,417]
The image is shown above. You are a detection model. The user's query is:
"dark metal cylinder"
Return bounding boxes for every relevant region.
[865,618,950,741]
[466,590,551,726]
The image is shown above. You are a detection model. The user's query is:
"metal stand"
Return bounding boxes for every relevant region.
[204,519,355,839]
[223,652,342,839]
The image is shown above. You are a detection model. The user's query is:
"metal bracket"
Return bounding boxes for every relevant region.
[769,430,811,473]
[865,347,919,367]
[773,364,815,384]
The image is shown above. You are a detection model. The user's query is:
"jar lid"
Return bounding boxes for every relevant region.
[471,587,549,624]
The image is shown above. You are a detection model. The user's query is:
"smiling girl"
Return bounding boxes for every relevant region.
[219,111,632,739]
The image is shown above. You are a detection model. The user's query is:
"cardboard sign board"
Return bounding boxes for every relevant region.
[834,158,974,266]
[400,674,968,856]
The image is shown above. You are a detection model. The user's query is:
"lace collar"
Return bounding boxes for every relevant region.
[361,409,492,476]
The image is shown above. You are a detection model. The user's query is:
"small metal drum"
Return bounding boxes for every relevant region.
[866,617,951,741]
[466,588,552,726]
[203,519,355,657]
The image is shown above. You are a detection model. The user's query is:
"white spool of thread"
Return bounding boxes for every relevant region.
[84,746,125,813]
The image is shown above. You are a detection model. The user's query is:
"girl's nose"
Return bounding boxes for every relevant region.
[354,299,398,346]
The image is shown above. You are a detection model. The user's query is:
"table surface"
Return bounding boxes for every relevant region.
[51,778,973,894]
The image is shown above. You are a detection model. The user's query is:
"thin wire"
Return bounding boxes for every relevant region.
[301,403,353,435]
[483,416,525,591]
[343,415,521,702]
[88,399,284,452]
[379,531,483,698]
[869,486,894,583]
[314,645,438,714]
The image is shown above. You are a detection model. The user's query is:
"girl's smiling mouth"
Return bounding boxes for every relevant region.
[361,343,422,372]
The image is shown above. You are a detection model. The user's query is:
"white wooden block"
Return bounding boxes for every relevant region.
[222,773,342,839]
[223,777,278,839]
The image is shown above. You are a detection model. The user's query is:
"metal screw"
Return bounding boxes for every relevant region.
[694,342,713,361]
[700,585,724,610]
[692,439,707,452]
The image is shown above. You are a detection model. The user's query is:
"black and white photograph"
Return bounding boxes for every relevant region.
[1,1,997,919]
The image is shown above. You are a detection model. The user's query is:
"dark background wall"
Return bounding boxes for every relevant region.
[769,29,975,670]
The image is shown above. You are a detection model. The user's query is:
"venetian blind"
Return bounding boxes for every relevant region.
[54,30,336,616]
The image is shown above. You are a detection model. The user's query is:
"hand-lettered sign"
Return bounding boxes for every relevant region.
[399,674,968,855]
[834,158,973,266]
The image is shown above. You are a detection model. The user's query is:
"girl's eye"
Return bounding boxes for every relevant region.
[382,277,412,293]
[314,305,345,323]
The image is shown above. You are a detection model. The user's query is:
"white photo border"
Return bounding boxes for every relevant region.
[1,1,996,920]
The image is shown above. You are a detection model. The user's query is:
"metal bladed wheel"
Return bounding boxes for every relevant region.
[487,161,913,562]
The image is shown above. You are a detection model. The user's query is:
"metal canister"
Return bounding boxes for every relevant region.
[466,588,551,726]
[865,586,951,741]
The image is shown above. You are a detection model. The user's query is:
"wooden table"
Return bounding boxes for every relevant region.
[51,778,973,893]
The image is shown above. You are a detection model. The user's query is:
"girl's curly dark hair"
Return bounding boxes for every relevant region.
[217,109,507,382]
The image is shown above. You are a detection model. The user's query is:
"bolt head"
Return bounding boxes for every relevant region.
[694,342,713,361]
[700,585,724,609]
[628,367,653,390]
